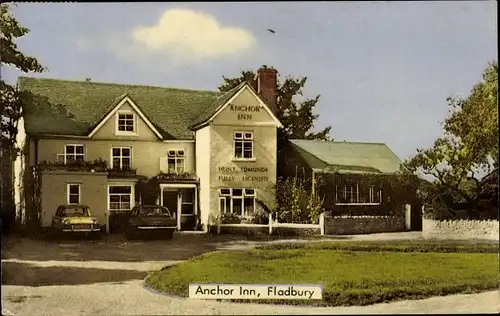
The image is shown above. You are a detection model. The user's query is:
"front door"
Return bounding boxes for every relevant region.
[162,190,178,218]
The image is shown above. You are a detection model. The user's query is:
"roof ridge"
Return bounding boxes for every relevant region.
[18,76,220,95]
[189,81,247,128]
[291,139,387,146]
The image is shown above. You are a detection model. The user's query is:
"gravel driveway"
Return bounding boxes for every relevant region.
[2,231,499,315]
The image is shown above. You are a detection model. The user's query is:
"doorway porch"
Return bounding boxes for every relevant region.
[159,183,199,231]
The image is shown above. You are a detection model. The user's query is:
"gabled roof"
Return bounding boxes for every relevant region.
[190,82,282,130]
[88,94,164,139]
[290,139,402,174]
[189,82,246,129]
[18,77,222,139]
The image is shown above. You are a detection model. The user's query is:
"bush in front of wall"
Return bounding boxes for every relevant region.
[251,210,269,225]
[220,213,242,224]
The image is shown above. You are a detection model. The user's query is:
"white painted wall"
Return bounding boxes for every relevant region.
[423,218,499,241]
[195,126,211,231]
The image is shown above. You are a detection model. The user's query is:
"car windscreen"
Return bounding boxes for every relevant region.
[138,207,171,217]
[57,206,90,217]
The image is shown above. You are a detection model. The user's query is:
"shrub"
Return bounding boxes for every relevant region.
[251,210,269,224]
[220,213,242,224]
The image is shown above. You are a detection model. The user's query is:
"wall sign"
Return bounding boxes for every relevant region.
[229,104,264,121]
[217,165,269,182]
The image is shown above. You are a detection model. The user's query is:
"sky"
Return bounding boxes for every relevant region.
[2,1,497,161]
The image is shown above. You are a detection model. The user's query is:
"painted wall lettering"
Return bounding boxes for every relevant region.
[238,113,252,120]
[242,175,268,182]
[218,175,235,182]
[217,165,269,183]
[218,166,268,173]
[229,105,262,112]
[229,104,263,121]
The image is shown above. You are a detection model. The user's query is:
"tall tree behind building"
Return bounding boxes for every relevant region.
[218,69,332,142]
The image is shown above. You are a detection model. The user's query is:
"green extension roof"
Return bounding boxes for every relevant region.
[290,139,402,174]
[18,77,240,139]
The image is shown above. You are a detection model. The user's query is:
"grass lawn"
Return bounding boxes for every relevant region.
[146,241,499,307]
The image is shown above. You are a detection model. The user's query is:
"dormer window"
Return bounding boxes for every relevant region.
[116,111,136,135]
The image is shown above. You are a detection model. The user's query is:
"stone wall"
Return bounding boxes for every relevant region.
[210,225,269,237]
[209,225,321,237]
[273,227,320,237]
[325,215,406,235]
[422,218,499,241]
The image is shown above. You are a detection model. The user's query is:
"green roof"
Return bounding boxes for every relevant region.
[18,77,231,139]
[290,139,402,174]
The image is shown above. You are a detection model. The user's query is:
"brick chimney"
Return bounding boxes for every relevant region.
[256,65,278,115]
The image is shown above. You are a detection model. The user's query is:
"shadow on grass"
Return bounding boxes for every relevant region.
[1,262,147,286]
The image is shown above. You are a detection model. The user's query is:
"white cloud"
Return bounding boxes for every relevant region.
[130,8,256,61]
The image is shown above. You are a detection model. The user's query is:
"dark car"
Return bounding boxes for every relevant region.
[125,205,177,239]
[51,204,102,238]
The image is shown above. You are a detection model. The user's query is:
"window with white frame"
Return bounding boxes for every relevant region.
[108,185,132,211]
[117,112,135,133]
[335,184,382,205]
[67,184,81,204]
[219,188,256,217]
[181,189,195,215]
[111,147,131,169]
[167,149,185,173]
[64,144,85,163]
[234,132,253,159]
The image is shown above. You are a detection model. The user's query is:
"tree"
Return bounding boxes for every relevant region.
[1,3,45,156]
[218,68,332,142]
[402,62,498,217]
[1,4,45,231]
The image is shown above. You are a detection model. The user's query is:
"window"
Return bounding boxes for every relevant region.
[111,147,131,169]
[117,112,135,133]
[167,149,185,173]
[64,145,85,163]
[181,189,195,215]
[67,184,81,204]
[234,132,253,159]
[336,184,382,205]
[108,185,132,211]
[219,188,256,217]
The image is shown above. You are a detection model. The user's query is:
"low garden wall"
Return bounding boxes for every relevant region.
[214,226,269,237]
[213,226,321,237]
[422,218,499,241]
[325,215,406,235]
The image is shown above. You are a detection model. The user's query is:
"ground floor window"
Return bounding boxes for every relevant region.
[335,184,382,205]
[67,183,81,204]
[219,188,256,217]
[109,185,132,211]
